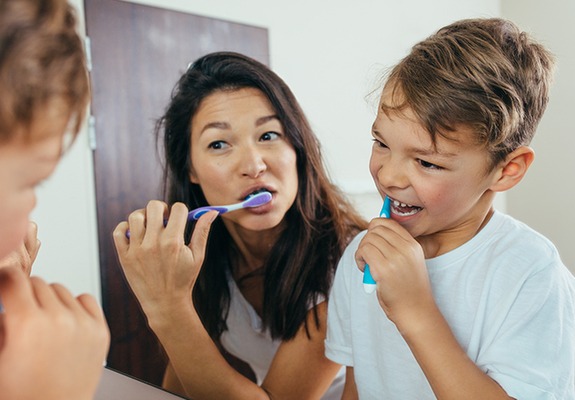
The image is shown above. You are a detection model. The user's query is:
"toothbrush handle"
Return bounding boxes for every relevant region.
[189,206,229,220]
[363,196,391,293]
[125,205,226,238]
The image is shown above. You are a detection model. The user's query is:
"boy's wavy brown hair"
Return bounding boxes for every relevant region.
[0,0,89,143]
[381,18,555,169]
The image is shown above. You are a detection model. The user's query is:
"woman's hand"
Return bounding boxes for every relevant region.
[0,221,40,275]
[112,201,218,318]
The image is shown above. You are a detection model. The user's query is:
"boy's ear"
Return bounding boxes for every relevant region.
[490,146,535,192]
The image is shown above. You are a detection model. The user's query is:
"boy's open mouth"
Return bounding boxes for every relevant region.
[390,198,423,217]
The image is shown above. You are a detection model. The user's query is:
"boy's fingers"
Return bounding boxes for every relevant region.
[76,293,107,321]
[0,267,36,312]
[24,221,41,265]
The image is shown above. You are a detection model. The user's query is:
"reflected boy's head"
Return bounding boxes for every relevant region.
[0,0,88,257]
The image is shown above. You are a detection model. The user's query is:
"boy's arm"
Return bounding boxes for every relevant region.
[357,219,514,399]
[398,302,514,399]
[341,367,359,400]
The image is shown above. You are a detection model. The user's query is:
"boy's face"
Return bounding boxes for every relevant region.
[370,97,500,256]
[0,104,68,259]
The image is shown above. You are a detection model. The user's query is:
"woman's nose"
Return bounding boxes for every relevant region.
[240,146,267,178]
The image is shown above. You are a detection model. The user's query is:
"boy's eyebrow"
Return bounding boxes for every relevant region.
[372,126,458,158]
[200,114,279,135]
[411,147,459,158]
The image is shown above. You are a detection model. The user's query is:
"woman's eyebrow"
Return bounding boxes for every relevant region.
[256,114,279,126]
[200,121,230,134]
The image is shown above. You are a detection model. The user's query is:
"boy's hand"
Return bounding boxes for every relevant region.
[0,267,110,400]
[355,217,435,332]
[0,221,40,275]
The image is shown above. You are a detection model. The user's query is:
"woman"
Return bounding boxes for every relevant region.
[113,51,366,399]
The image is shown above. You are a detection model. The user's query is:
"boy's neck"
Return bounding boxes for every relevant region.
[417,205,495,259]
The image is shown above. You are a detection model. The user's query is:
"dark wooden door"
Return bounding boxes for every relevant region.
[84,0,269,386]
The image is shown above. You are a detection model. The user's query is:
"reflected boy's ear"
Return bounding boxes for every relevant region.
[490,146,535,192]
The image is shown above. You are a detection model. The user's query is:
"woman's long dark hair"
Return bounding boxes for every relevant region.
[157,51,366,340]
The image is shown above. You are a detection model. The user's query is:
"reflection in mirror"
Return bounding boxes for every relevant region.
[85,0,270,387]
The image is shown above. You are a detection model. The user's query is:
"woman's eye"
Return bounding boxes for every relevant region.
[208,140,229,150]
[260,131,280,141]
[418,159,442,170]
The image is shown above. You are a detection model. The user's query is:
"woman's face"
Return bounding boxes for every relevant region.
[189,87,298,232]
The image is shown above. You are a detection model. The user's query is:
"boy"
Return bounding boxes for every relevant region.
[0,0,110,399]
[325,18,575,399]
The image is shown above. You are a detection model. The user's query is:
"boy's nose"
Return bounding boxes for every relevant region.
[375,159,409,190]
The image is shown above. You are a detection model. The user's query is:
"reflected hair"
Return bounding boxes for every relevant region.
[0,0,89,143]
[156,51,366,340]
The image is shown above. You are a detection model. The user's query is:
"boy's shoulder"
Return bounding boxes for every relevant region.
[485,211,559,258]
[470,210,571,280]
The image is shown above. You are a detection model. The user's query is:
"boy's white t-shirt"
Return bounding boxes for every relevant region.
[220,274,345,400]
[325,210,575,399]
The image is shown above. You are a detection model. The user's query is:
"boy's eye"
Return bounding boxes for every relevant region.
[208,140,229,150]
[371,138,388,149]
[260,131,279,141]
[418,159,442,170]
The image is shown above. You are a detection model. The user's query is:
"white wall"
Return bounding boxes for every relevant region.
[502,0,575,273]
[34,0,507,298]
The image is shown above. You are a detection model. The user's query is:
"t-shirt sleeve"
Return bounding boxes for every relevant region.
[325,234,363,367]
[477,254,575,399]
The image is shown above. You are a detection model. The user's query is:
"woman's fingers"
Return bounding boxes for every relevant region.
[187,210,218,265]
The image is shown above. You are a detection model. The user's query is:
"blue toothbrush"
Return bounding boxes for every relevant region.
[125,191,272,239]
[363,196,391,294]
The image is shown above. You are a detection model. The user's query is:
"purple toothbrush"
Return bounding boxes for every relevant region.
[125,191,272,238]
[188,191,272,220]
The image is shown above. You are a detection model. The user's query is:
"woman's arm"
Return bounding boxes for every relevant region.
[158,301,340,400]
[261,301,343,399]
[114,203,340,399]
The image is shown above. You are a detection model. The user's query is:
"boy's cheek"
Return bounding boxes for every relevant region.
[0,229,26,262]
[0,205,32,261]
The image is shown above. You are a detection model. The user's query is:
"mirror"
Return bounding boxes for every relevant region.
[84,0,271,387]
[31,0,573,396]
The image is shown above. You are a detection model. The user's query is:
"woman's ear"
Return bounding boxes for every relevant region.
[189,167,199,184]
[490,146,535,192]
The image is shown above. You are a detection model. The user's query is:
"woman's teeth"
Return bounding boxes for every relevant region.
[391,199,422,217]
[245,189,268,200]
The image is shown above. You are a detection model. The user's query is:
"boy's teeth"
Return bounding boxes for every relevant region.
[393,199,413,208]
[391,198,422,216]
